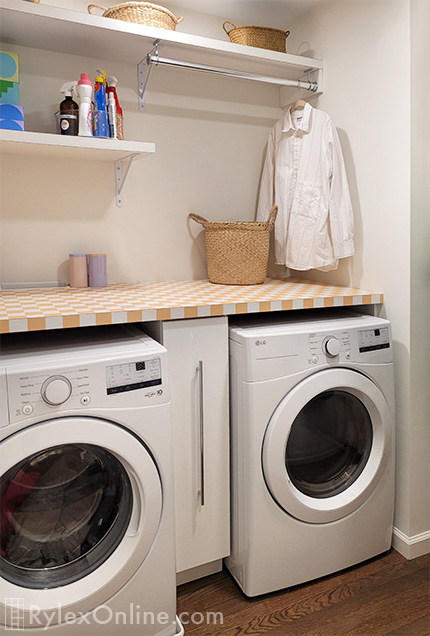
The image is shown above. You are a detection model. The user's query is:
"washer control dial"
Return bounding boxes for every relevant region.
[323,336,341,358]
[41,375,72,405]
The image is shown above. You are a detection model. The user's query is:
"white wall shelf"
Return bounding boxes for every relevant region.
[0,130,155,207]
[0,0,323,97]
[0,129,155,161]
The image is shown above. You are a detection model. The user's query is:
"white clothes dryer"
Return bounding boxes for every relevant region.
[227,310,395,597]
[0,325,183,636]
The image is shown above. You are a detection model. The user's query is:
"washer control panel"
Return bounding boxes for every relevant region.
[5,355,165,425]
[41,375,73,405]
[106,358,161,395]
[8,365,92,420]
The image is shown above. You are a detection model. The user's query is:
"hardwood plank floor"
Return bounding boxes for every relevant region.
[177,550,430,636]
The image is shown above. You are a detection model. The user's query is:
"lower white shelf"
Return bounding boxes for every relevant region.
[0,129,155,161]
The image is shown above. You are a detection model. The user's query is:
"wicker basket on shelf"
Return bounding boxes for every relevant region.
[189,206,278,286]
[223,21,290,52]
[87,2,184,29]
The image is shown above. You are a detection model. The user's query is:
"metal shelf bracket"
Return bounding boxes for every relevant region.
[138,40,160,112]
[115,153,138,207]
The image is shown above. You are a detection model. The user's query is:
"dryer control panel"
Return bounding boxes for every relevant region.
[309,331,351,362]
[358,327,390,352]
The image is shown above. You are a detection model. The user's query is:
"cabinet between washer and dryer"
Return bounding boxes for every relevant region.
[145,316,230,584]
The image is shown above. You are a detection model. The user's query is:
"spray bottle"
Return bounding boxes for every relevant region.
[93,69,108,137]
[76,73,93,136]
[107,91,117,139]
[58,81,78,135]
[107,75,124,140]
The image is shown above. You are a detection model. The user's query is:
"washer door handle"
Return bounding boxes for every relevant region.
[127,471,142,536]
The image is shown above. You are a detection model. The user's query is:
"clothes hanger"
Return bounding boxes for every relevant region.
[290,99,307,112]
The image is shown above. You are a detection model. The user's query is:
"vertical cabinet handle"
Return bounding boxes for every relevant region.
[196,360,205,506]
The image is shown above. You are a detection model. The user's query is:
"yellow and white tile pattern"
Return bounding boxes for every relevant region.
[0,278,383,334]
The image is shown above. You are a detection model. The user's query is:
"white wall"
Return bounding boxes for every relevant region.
[409,0,430,544]
[0,3,282,285]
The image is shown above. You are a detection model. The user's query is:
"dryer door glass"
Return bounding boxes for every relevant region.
[0,444,132,589]
[285,390,373,498]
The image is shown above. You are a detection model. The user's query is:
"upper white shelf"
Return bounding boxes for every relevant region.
[0,0,322,81]
[0,129,155,161]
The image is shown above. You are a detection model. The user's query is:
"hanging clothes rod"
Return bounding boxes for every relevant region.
[146,52,319,92]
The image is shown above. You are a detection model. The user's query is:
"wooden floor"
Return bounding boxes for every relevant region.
[177,550,429,636]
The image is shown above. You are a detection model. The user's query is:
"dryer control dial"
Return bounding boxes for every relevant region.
[41,375,72,405]
[323,336,341,358]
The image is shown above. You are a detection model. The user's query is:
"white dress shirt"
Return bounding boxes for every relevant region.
[257,103,355,271]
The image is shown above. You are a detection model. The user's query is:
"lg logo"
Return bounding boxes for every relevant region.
[255,340,267,346]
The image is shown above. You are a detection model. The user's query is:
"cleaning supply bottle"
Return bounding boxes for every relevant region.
[76,73,93,136]
[93,69,108,137]
[107,91,117,139]
[58,81,78,135]
[107,75,124,140]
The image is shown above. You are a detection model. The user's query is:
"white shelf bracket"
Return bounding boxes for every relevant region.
[138,40,160,112]
[115,153,138,207]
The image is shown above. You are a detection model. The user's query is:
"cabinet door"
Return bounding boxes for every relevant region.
[160,317,230,574]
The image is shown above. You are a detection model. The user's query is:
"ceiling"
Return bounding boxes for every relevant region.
[171,0,330,28]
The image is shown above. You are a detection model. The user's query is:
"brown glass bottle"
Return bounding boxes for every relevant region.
[59,95,79,135]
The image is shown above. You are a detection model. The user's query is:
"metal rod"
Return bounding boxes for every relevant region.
[148,54,318,92]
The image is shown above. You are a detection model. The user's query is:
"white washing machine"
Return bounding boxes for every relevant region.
[0,325,183,636]
[227,310,395,597]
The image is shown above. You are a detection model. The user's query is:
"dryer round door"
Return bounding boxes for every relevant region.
[0,417,163,623]
[262,368,392,523]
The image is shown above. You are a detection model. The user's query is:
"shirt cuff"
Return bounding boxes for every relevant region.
[334,239,355,259]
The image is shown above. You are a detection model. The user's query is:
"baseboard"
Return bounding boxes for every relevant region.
[176,559,223,586]
[392,527,430,559]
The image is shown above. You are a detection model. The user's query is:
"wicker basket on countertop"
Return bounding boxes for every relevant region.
[223,21,290,52]
[87,2,184,29]
[189,206,278,286]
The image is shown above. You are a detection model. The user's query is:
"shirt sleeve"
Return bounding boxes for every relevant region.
[256,132,275,222]
[328,122,355,259]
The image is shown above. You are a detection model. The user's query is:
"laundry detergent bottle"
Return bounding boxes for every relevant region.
[93,69,108,137]
[76,73,93,136]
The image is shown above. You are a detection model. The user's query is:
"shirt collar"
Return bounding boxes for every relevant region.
[282,102,312,133]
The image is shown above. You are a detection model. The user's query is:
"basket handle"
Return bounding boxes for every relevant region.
[176,16,184,24]
[265,205,278,229]
[285,30,291,38]
[189,213,209,227]
[87,4,107,14]
[223,21,236,35]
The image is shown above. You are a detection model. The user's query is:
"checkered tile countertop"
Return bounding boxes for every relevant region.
[0,278,384,334]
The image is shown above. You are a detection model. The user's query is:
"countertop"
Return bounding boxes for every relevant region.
[0,278,383,334]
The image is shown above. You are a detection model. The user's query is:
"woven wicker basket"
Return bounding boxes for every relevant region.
[88,2,184,29]
[189,206,278,286]
[223,21,290,52]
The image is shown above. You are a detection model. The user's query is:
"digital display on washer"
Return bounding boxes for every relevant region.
[106,358,161,394]
[358,327,390,352]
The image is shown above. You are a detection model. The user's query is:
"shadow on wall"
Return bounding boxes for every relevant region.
[187,214,208,280]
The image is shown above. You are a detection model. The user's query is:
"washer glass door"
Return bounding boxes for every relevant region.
[0,416,163,619]
[262,368,392,523]
[1,443,132,589]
